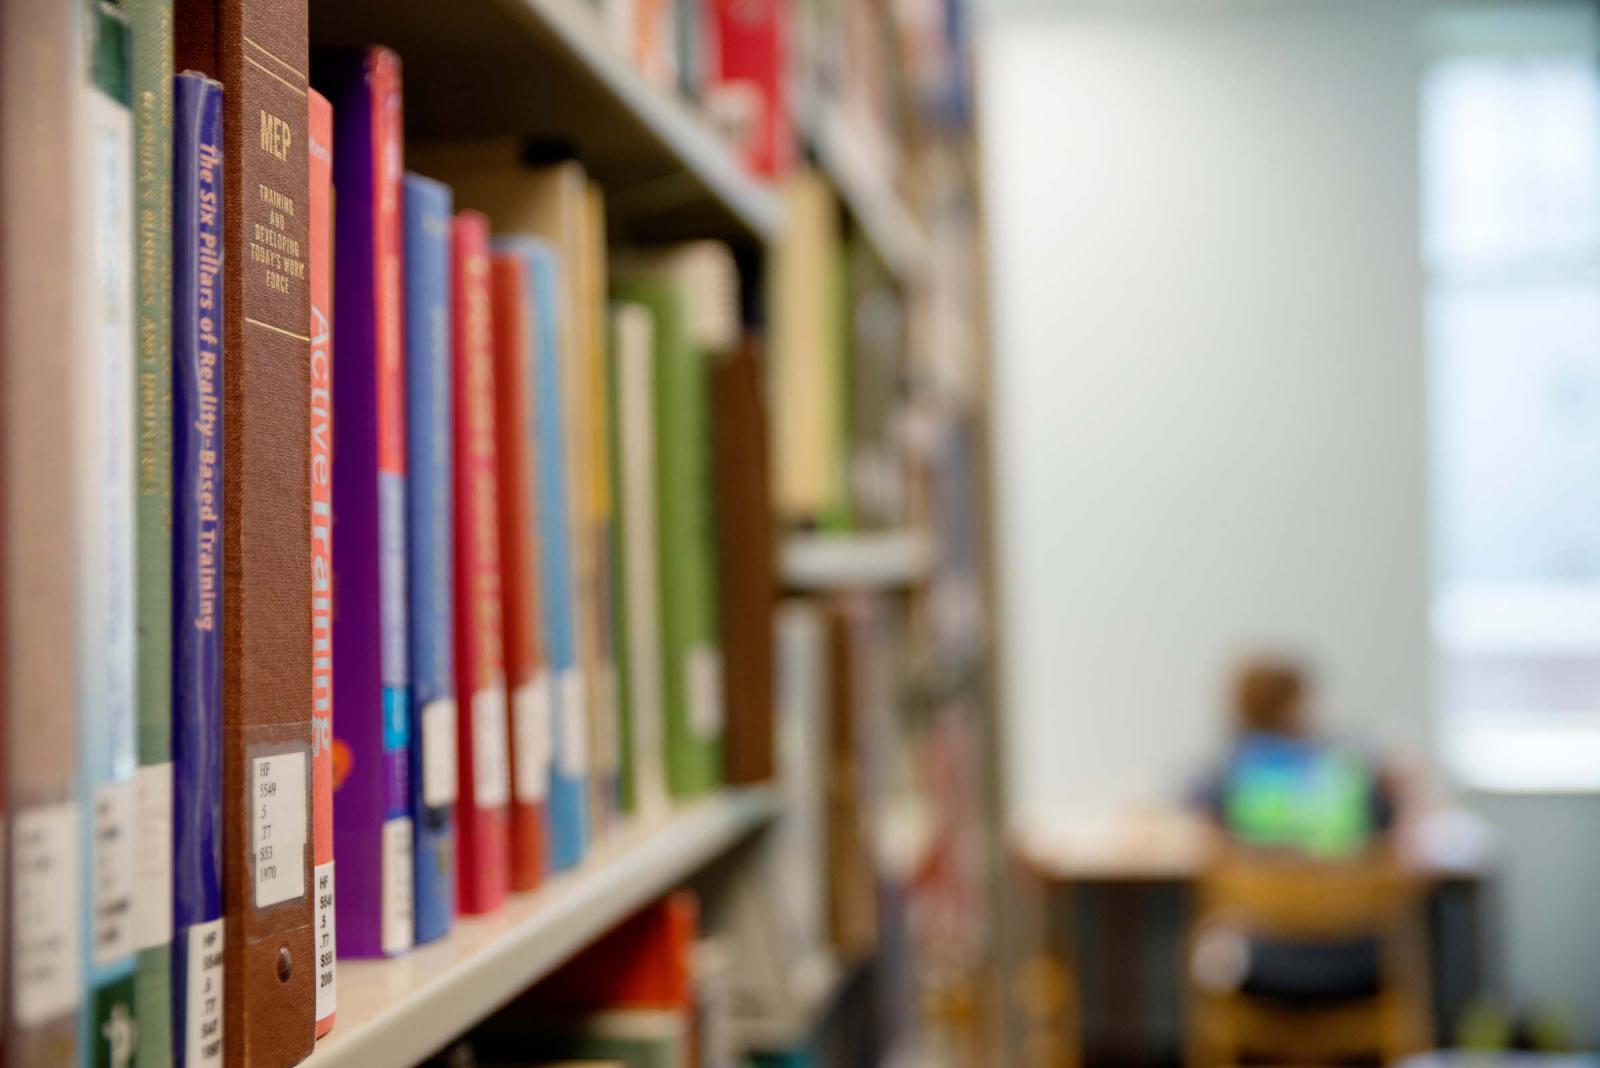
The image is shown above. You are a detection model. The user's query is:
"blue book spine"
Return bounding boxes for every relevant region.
[171,71,226,1068]
[83,8,140,1061]
[527,240,588,870]
[403,172,456,944]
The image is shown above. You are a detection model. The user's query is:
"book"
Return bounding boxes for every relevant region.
[451,211,512,915]
[707,0,792,178]
[612,243,739,799]
[607,304,669,820]
[578,185,620,838]
[307,84,337,1033]
[524,894,699,1011]
[526,241,589,872]
[174,0,318,1058]
[124,2,178,1061]
[403,172,458,945]
[316,44,414,962]
[171,69,227,1068]
[405,149,593,862]
[489,240,553,891]
[2,0,88,1061]
[768,173,847,527]
[82,6,142,1059]
[710,341,776,785]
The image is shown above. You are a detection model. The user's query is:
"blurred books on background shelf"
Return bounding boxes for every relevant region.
[0,0,993,1064]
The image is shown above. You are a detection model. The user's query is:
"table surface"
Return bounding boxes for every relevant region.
[1013,802,1498,882]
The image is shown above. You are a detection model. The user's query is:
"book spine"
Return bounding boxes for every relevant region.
[307,85,336,1033]
[2,0,87,1061]
[580,187,621,837]
[489,243,550,892]
[403,173,457,945]
[124,1,178,1062]
[451,211,511,915]
[530,243,589,871]
[83,7,142,1058]
[174,0,318,1059]
[171,70,227,1068]
[609,304,669,819]
[708,0,791,178]
[323,46,413,961]
[711,342,776,784]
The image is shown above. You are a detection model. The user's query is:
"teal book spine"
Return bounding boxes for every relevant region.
[83,4,142,1063]
[124,1,176,1063]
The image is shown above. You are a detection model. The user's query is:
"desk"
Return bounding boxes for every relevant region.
[1010,805,1497,1065]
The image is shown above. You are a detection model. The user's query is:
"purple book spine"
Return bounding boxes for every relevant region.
[316,45,413,959]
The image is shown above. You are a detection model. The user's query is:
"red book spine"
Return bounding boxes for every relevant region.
[451,212,511,914]
[711,0,792,177]
[489,251,549,892]
[308,85,337,1036]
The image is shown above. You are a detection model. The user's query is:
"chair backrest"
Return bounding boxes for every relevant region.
[1196,848,1425,940]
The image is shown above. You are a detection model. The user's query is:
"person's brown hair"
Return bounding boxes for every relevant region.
[1233,656,1308,737]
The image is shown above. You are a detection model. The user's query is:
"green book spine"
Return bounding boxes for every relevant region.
[612,279,724,798]
[124,0,175,1063]
[605,308,636,812]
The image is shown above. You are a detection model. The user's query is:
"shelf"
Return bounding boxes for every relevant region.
[304,787,782,1068]
[808,108,931,284]
[310,0,782,245]
[781,529,935,591]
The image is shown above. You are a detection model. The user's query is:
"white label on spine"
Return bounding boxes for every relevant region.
[185,918,225,1066]
[314,861,336,1021]
[472,685,510,808]
[558,668,588,779]
[381,819,414,956]
[134,762,175,949]
[687,644,725,741]
[251,752,308,908]
[420,697,458,808]
[12,802,81,1026]
[513,675,552,803]
[92,780,137,966]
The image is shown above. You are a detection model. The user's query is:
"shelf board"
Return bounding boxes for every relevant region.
[781,529,935,591]
[304,787,782,1068]
[808,108,931,284]
[310,0,781,245]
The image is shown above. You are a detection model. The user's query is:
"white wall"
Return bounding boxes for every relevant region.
[980,0,1432,817]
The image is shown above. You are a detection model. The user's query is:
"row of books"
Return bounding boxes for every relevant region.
[1,1,777,1065]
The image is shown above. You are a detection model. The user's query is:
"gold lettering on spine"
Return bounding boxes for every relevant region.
[248,182,305,294]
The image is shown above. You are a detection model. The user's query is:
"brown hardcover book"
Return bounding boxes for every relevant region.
[825,598,878,961]
[175,1,316,1063]
[2,2,88,1063]
[710,341,776,784]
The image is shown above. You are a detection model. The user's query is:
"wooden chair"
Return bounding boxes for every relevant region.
[1184,850,1431,1067]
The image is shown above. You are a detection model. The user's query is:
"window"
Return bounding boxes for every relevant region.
[1424,49,1600,790]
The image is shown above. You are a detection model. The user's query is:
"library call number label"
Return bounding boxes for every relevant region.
[252,752,308,908]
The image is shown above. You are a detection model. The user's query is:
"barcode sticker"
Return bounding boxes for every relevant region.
[687,644,725,741]
[134,762,175,949]
[558,669,587,779]
[420,697,458,808]
[472,685,510,808]
[185,918,225,1066]
[314,861,336,1022]
[12,802,81,1026]
[513,675,552,803]
[251,752,308,908]
[381,819,413,956]
[92,779,137,965]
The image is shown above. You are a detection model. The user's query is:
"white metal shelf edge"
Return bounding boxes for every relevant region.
[304,788,780,1068]
[780,529,935,590]
[499,0,783,242]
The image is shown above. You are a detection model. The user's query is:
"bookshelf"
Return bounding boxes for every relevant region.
[303,788,781,1068]
[308,0,782,243]
[807,106,932,284]
[780,529,936,591]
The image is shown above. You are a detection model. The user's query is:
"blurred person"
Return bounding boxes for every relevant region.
[1195,655,1398,858]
